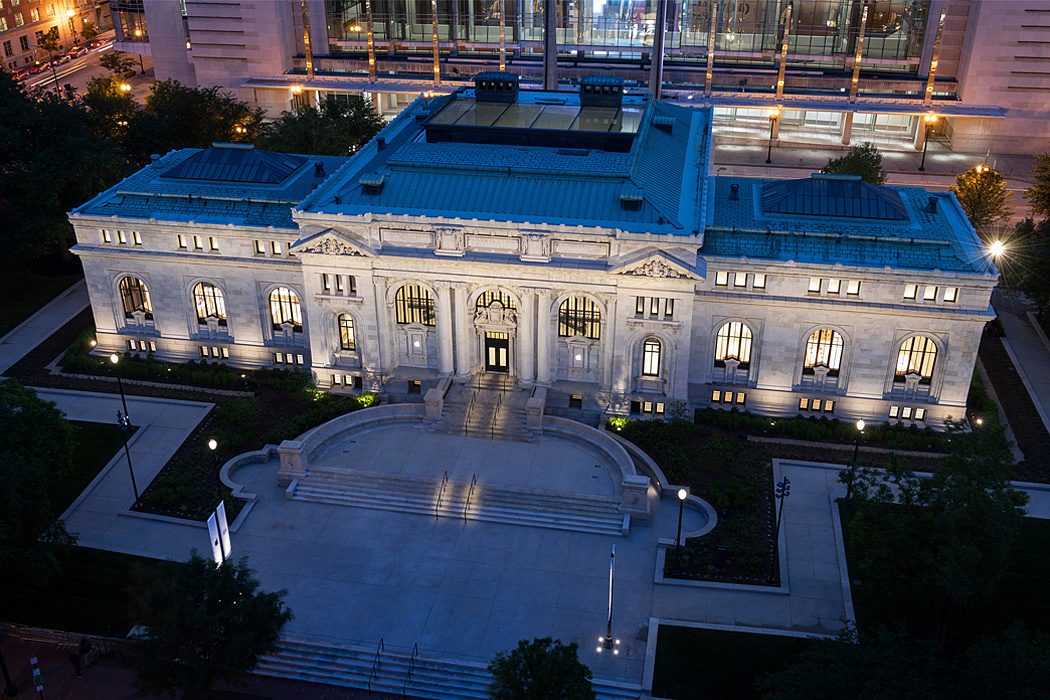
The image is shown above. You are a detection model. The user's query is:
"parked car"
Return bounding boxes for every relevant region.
[87,39,107,49]
[27,62,49,74]
[52,53,71,65]
[10,68,28,81]
[67,46,88,58]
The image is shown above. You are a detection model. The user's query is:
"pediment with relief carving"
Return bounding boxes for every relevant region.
[291,228,375,257]
[611,251,700,280]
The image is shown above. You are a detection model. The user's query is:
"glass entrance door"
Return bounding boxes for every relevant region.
[485,332,509,373]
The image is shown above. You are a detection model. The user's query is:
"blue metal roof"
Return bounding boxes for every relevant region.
[162,144,308,184]
[762,174,908,220]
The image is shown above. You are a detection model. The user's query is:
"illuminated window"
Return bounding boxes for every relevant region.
[664,299,674,318]
[29,8,38,21]
[271,241,281,255]
[119,276,153,319]
[827,279,841,294]
[254,240,265,255]
[177,235,187,249]
[642,338,661,376]
[476,290,516,311]
[803,329,844,375]
[915,408,926,421]
[735,392,746,405]
[102,229,111,243]
[895,336,937,384]
[923,285,938,301]
[799,398,809,410]
[117,230,127,244]
[846,280,861,295]
[132,231,142,246]
[734,272,747,288]
[944,287,958,303]
[395,284,435,326]
[714,322,752,367]
[823,400,834,413]
[712,390,721,402]
[811,399,822,411]
[650,297,660,314]
[338,314,356,351]
[808,277,821,293]
[635,296,645,315]
[558,297,601,339]
[192,282,226,325]
[268,287,302,331]
[901,406,913,419]
[753,274,766,289]
[904,284,917,300]
[715,271,729,286]
[889,405,900,419]
[193,235,203,251]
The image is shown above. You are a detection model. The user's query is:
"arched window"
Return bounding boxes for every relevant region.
[558,297,601,339]
[895,336,937,384]
[338,314,356,351]
[476,290,516,311]
[642,338,662,377]
[119,276,153,319]
[269,287,302,331]
[394,284,435,326]
[803,329,844,375]
[192,282,226,325]
[714,322,752,367]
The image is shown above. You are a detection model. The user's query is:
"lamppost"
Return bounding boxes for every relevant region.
[765,107,780,164]
[133,29,146,72]
[768,476,790,582]
[918,113,937,171]
[675,487,687,572]
[67,9,78,45]
[0,645,16,697]
[111,353,139,504]
[852,419,865,464]
[597,545,619,655]
[208,438,223,498]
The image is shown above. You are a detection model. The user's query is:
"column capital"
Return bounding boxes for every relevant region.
[433,280,453,291]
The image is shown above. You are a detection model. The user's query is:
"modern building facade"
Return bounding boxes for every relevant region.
[110,0,1048,154]
[70,75,996,428]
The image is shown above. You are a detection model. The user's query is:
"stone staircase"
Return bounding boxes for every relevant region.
[256,636,643,700]
[430,376,532,441]
[288,468,628,536]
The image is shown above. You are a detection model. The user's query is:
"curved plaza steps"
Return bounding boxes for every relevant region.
[287,468,629,536]
[256,636,642,700]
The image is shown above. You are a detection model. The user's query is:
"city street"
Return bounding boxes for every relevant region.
[24,36,154,103]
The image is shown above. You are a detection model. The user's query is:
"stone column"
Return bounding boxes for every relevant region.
[601,292,617,391]
[840,112,853,146]
[373,276,392,371]
[517,287,535,383]
[435,281,454,375]
[453,283,472,377]
[536,289,553,384]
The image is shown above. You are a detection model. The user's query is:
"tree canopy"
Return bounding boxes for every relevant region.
[82,76,139,142]
[822,142,886,185]
[1025,152,1050,219]
[950,166,1012,235]
[256,95,385,156]
[0,379,76,582]
[98,50,137,78]
[488,637,596,700]
[126,552,292,696]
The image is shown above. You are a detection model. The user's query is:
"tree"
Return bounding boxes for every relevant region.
[37,27,62,97]
[488,637,595,700]
[99,50,137,78]
[1025,152,1050,219]
[0,379,76,582]
[950,165,1012,236]
[822,142,886,185]
[964,623,1050,700]
[82,75,139,142]
[80,21,98,42]
[125,552,292,697]
[1007,217,1050,313]
[125,79,263,165]
[0,74,127,261]
[257,95,385,156]
[846,425,1028,650]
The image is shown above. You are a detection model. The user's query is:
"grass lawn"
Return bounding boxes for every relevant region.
[0,546,180,636]
[842,503,1050,650]
[49,421,132,515]
[651,625,813,700]
[0,259,82,337]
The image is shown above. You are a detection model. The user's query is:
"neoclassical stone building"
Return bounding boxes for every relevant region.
[71,75,997,428]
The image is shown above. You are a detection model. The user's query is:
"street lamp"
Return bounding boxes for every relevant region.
[765,107,780,164]
[67,8,78,45]
[111,353,140,504]
[208,438,223,498]
[675,487,687,572]
[852,419,865,464]
[768,476,791,582]
[989,240,1005,259]
[918,113,937,171]
[110,353,130,420]
[0,646,16,697]
[597,545,620,655]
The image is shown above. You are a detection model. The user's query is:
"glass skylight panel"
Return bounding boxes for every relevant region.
[493,103,544,129]
[573,107,621,132]
[531,104,579,131]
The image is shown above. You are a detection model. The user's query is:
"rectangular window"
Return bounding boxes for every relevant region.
[811,399,822,411]
[734,273,747,288]
[655,402,665,415]
[127,340,136,351]
[2,41,10,56]
[118,230,128,244]
[715,271,729,286]
[274,352,284,364]
[735,393,746,405]
[408,380,422,394]
[29,8,38,21]
[570,394,583,409]
[904,284,917,300]
[199,347,209,358]
[650,296,660,315]
[944,287,959,303]
[47,4,55,16]
[132,231,142,246]
[901,406,913,419]
[101,229,111,243]
[209,237,218,251]
[271,241,281,255]
[14,13,23,27]
[642,401,653,414]
[664,298,674,318]
[824,400,834,413]
[254,240,265,255]
[799,398,809,410]
[19,36,28,51]
[915,408,926,421]
[753,274,766,289]
[712,390,721,403]
[808,277,821,293]
[347,275,356,294]
[889,405,899,419]
[0,20,6,32]
[635,297,645,315]
[336,275,345,294]
[827,279,841,294]
[332,374,342,386]
[296,354,304,365]
[847,280,861,296]
[193,236,203,251]
[630,400,641,415]
[321,273,331,293]
[177,235,187,249]
[923,285,937,301]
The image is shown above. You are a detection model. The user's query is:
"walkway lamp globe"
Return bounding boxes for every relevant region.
[675,488,688,572]
[989,240,1005,259]
[976,417,984,426]
[852,419,865,465]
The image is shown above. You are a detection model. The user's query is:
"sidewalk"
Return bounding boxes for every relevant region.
[0,280,88,375]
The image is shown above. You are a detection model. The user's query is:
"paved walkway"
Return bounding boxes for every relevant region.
[994,290,1050,435]
[0,280,88,375]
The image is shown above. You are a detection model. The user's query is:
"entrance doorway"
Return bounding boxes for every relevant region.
[485,332,509,373]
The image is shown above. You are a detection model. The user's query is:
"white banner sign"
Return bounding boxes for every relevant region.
[217,500,231,560]
[207,512,223,567]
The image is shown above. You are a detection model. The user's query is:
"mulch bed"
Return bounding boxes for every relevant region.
[979,333,1050,481]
